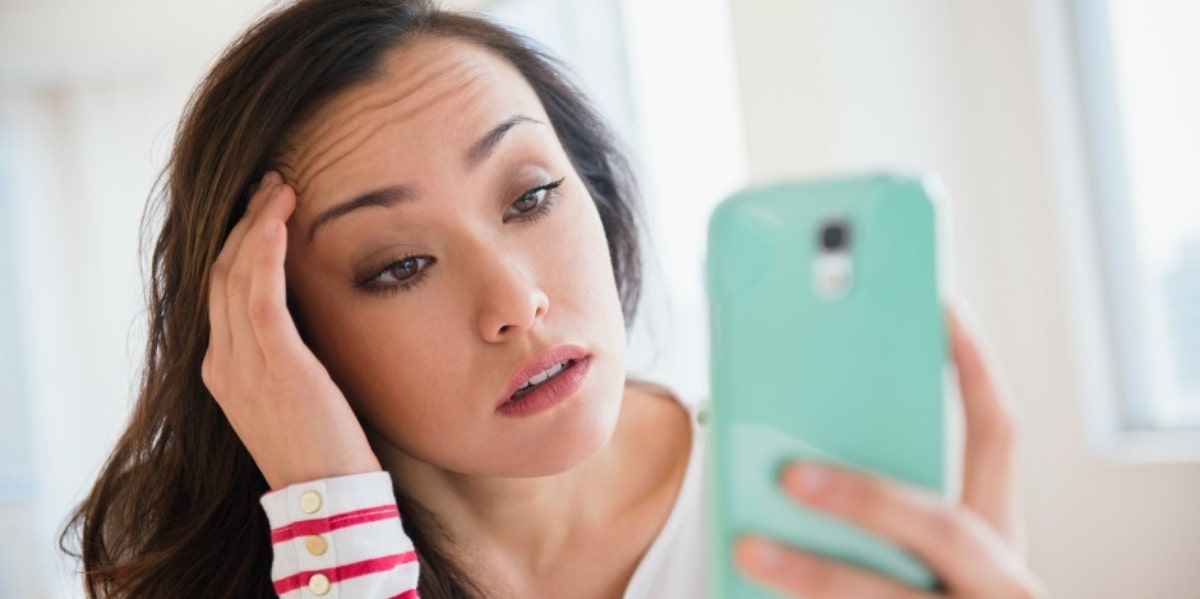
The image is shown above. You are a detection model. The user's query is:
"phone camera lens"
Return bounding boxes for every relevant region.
[820,221,850,251]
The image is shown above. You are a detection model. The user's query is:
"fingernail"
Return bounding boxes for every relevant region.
[786,463,830,499]
[263,220,279,238]
[751,539,784,569]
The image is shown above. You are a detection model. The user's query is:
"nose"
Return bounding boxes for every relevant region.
[475,256,550,343]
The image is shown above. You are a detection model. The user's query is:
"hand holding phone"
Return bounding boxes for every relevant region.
[730,310,1043,598]
[705,174,1042,597]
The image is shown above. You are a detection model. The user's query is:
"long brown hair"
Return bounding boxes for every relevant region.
[59,0,644,596]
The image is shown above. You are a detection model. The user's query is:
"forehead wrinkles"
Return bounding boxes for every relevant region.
[283,44,498,199]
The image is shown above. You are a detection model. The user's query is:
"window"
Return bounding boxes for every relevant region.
[467,0,747,403]
[0,116,37,598]
[1070,0,1200,437]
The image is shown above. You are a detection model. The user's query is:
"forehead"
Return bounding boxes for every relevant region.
[279,36,549,210]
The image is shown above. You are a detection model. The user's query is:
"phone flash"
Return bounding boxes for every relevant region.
[814,252,854,300]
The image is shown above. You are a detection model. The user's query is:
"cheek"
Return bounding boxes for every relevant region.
[329,307,470,431]
[285,271,472,447]
[546,190,624,311]
[582,208,629,344]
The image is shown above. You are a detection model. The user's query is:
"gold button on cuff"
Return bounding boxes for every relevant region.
[299,490,322,514]
[308,572,331,595]
[305,534,328,556]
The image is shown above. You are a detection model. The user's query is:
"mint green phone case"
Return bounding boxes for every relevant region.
[706,173,947,597]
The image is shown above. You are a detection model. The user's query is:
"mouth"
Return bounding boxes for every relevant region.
[496,355,592,417]
[508,358,578,401]
[498,344,590,407]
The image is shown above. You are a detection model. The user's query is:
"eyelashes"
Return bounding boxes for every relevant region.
[355,254,432,294]
[352,176,566,295]
[502,176,565,224]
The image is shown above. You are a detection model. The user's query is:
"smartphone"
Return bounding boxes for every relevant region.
[705,173,949,596]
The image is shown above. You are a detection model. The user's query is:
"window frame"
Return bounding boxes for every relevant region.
[1064,0,1200,461]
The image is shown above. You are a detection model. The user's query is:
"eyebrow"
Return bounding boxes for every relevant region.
[305,114,545,243]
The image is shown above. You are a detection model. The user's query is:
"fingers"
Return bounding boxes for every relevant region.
[205,257,231,388]
[197,175,384,490]
[245,184,309,369]
[778,462,1021,595]
[206,171,291,384]
[226,173,290,369]
[217,171,284,277]
[735,536,936,599]
[947,305,1021,546]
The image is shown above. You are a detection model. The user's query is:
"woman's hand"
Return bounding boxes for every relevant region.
[733,308,1046,598]
[202,171,382,491]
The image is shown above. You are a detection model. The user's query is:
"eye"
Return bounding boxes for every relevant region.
[512,191,542,212]
[354,254,434,294]
[503,177,565,222]
[353,177,566,297]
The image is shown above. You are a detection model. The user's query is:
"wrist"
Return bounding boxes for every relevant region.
[267,457,384,491]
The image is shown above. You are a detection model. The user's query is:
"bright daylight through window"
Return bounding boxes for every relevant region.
[1077,0,1200,430]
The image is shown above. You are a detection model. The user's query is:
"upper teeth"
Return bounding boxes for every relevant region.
[519,360,569,389]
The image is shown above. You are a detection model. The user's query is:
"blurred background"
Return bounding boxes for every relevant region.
[1,0,1197,596]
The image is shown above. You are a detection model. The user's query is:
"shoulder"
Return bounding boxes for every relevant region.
[625,378,709,443]
[620,380,711,599]
[625,377,700,428]
[622,378,696,480]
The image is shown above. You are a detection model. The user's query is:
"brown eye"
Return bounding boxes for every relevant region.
[353,254,435,295]
[503,177,565,222]
[512,188,547,213]
[378,256,429,284]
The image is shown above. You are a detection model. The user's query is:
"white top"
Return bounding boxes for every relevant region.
[622,391,710,599]
[260,388,710,598]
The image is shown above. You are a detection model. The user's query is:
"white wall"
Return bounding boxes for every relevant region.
[3,0,1197,596]
[1,2,278,596]
[725,1,1200,597]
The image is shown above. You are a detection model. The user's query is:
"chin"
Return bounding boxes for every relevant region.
[489,365,626,478]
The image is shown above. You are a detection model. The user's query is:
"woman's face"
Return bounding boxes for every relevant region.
[277,37,629,477]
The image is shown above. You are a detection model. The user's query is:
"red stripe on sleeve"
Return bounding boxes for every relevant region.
[272,551,418,595]
[390,590,420,599]
[270,504,400,544]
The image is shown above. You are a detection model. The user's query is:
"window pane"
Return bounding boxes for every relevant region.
[1106,0,1200,427]
[0,117,38,597]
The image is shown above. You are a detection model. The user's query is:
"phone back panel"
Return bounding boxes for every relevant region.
[706,174,946,596]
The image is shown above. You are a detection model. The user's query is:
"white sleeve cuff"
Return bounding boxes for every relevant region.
[260,471,419,598]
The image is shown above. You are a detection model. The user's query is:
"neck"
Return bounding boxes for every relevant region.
[375,385,645,577]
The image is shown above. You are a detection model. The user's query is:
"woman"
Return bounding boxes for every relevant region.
[62,0,1045,597]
